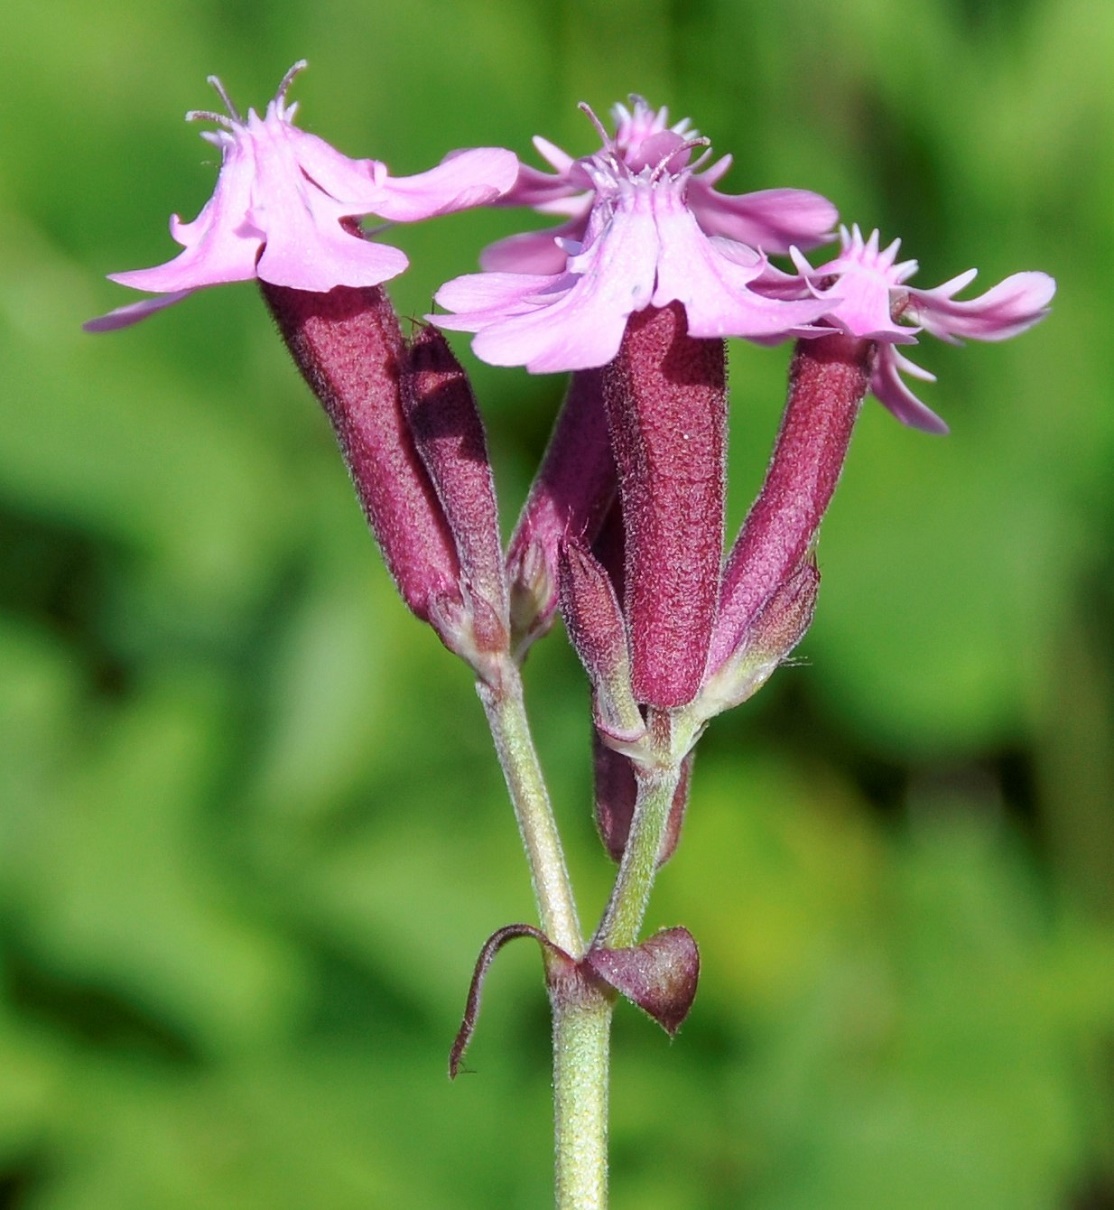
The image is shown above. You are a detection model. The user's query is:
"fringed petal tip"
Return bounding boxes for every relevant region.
[912,270,1056,343]
[83,288,197,332]
[872,348,950,434]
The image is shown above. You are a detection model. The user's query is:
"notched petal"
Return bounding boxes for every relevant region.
[911,270,1056,343]
[871,347,949,434]
[374,147,520,221]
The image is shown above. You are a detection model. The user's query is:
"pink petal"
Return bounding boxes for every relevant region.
[83,289,197,332]
[871,347,949,434]
[256,214,408,290]
[821,263,918,342]
[110,138,264,293]
[283,126,389,203]
[532,134,577,175]
[687,181,839,254]
[748,252,822,300]
[696,152,733,189]
[433,270,558,324]
[371,147,519,221]
[479,215,588,273]
[248,116,408,289]
[890,347,937,382]
[469,202,660,372]
[652,201,831,340]
[496,160,584,209]
[910,270,1056,343]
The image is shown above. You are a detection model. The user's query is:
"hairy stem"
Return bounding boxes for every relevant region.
[478,660,583,955]
[594,710,692,949]
[551,967,614,1210]
[479,659,614,1207]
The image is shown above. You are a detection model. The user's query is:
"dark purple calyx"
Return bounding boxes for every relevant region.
[559,540,644,747]
[603,303,727,708]
[263,283,463,624]
[710,332,873,673]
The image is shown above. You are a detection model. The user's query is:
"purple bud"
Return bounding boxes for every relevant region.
[698,556,818,719]
[593,735,693,866]
[603,303,727,708]
[710,333,872,670]
[559,541,644,746]
[403,325,508,654]
[506,369,617,655]
[262,283,462,623]
[585,926,700,1036]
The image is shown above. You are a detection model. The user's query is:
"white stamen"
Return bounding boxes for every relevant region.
[275,60,309,107]
[578,102,613,151]
[205,74,241,121]
[186,107,236,131]
[650,135,709,182]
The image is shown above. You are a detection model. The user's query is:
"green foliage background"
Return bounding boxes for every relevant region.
[2,0,1112,1205]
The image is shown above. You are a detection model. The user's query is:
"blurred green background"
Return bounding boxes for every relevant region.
[2,0,1112,1206]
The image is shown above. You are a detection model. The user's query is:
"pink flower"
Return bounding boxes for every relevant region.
[431,98,839,372]
[85,62,517,332]
[789,225,1057,433]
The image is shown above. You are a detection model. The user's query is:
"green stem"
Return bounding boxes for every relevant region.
[594,710,690,949]
[478,660,583,955]
[551,970,613,1210]
[479,659,613,1207]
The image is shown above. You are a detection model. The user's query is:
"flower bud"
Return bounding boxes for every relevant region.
[559,541,644,746]
[403,325,509,655]
[506,369,617,656]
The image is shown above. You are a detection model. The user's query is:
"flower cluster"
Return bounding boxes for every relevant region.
[85,66,1061,1153]
[88,66,1056,867]
[89,74,1054,428]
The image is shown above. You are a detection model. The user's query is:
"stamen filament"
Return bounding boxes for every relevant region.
[205,74,240,121]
